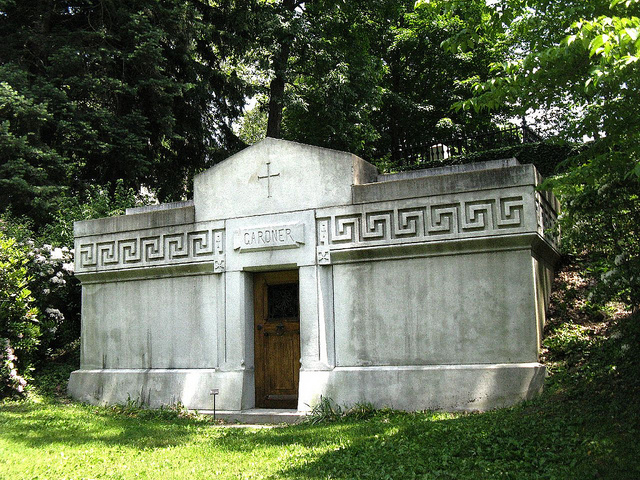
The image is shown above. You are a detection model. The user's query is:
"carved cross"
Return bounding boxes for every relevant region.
[258,160,280,198]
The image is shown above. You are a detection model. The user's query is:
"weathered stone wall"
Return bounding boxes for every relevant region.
[332,251,539,367]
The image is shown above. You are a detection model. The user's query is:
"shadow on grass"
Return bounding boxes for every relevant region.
[264,400,638,480]
[271,312,640,480]
[3,395,638,479]
[224,311,640,480]
[0,401,208,449]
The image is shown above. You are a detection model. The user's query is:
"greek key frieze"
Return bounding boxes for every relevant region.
[498,197,524,227]
[332,215,360,243]
[77,226,225,273]
[429,205,457,235]
[363,211,393,240]
[462,202,493,231]
[317,195,528,253]
[394,208,424,237]
[535,193,559,249]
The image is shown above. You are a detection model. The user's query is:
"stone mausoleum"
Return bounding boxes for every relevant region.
[68,138,559,412]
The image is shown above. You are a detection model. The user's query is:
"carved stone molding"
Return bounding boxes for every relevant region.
[316,193,544,265]
[535,192,560,250]
[76,222,225,274]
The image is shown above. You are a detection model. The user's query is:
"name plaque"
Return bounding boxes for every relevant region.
[233,224,305,252]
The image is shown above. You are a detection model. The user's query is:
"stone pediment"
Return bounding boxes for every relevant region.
[193,138,377,222]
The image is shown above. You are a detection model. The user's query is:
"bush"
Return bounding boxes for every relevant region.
[25,242,78,358]
[0,230,40,396]
[40,179,150,246]
[553,157,640,309]
[0,180,147,369]
[1,215,80,362]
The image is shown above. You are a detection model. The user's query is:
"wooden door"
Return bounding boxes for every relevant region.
[254,270,300,409]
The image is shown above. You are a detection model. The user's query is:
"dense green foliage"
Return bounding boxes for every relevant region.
[0,221,80,397]
[556,165,640,307]
[40,179,149,247]
[0,81,71,227]
[384,141,583,178]
[0,180,146,397]
[237,105,268,146]
[0,0,249,227]
[0,0,541,218]
[416,0,640,308]
[0,231,39,396]
[370,3,498,162]
[1,0,507,229]
[276,0,387,155]
[238,1,499,159]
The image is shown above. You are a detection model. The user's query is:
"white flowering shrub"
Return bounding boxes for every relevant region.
[0,182,144,396]
[0,216,82,396]
[24,242,79,356]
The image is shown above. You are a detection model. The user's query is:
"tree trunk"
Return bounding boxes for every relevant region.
[266,43,290,138]
[266,0,298,139]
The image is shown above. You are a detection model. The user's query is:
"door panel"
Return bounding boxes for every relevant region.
[254,270,300,408]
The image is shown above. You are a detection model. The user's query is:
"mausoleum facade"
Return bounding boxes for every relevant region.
[68,138,559,412]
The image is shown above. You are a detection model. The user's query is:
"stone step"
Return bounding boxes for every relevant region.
[198,408,306,425]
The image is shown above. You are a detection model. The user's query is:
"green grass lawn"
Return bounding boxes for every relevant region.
[1,263,639,480]
[1,385,638,480]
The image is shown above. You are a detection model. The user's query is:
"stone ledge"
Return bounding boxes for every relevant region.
[74,261,218,284]
[68,363,546,413]
[201,409,304,425]
[74,206,196,237]
[353,164,539,204]
[376,158,520,183]
[126,200,194,215]
[326,232,554,265]
[298,363,546,412]
[68,368,252,411]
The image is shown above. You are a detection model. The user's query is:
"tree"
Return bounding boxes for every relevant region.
[0,0,251,228]
[0,81,72,227]
[279,0,388,156]
[237,105,268,145]
[263,0,301,139]
[371,2,499,163]
[415,0,640,308]
[245,0,499,161]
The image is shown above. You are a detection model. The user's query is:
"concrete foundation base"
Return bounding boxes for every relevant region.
[69,362,545,413]
[298,363,546,412]
[67,369,253,410]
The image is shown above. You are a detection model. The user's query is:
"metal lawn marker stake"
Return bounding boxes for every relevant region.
[210,389,219,420]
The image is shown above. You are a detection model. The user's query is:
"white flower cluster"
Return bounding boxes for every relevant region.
[51,246,70,260]
[45,307,65,323]
[1,340,28,393]
[50,271,66,286]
